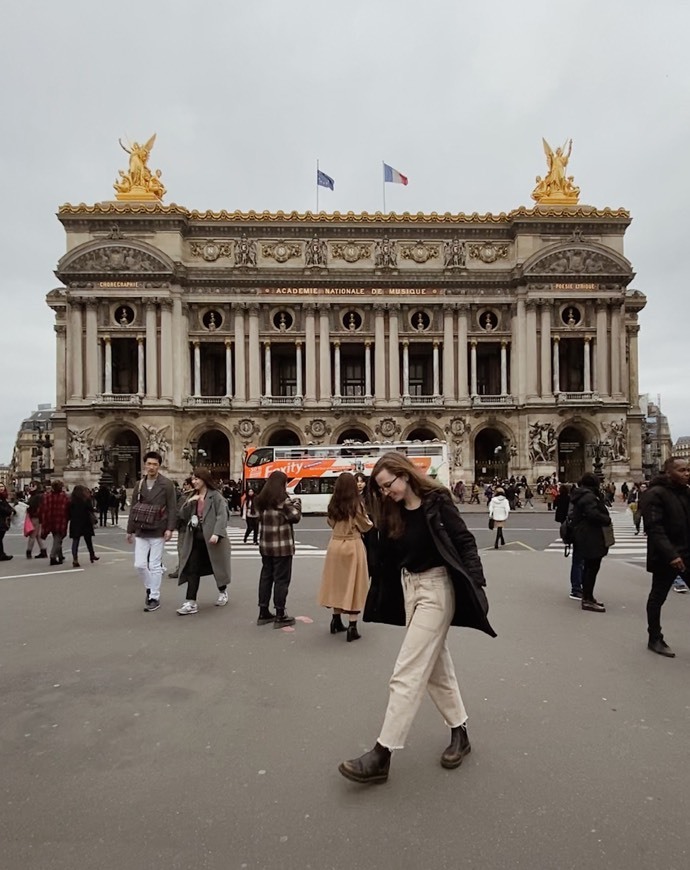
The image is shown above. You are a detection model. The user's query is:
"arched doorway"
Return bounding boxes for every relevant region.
[110,429,141,488]
[406,427,438,441]
[474,427,509,482]
[197,429,231,481]
[336,428,369,444]
[557,426,586,483]
[267,428,301,447]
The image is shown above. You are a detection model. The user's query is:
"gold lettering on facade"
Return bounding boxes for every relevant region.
[261,287,440,296]
[553,283,598,290]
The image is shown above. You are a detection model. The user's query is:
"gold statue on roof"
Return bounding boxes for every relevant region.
[531,138,580,205]
[113,134,166,201]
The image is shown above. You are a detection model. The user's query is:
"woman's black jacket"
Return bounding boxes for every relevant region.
[569,485,611,560]
[363,489,496,637]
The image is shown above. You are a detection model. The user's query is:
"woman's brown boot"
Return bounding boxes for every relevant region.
[440,724,471,769]
[338,743,391,784]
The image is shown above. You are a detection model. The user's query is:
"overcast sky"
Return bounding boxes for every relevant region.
[1,0,687,462]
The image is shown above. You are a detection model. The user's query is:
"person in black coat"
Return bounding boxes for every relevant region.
[641,458,690,657]
[68,485,99,567]
[338,452,495,786]
[569,473,612,612]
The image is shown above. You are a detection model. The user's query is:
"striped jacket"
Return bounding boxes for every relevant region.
[259,498,302,557]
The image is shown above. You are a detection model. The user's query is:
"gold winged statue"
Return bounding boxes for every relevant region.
[113,133,166,201]
[531,138,580,205]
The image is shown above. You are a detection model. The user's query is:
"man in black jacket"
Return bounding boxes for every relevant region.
[641,457,690,657]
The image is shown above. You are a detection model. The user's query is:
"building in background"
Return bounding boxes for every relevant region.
[45,139,647,487]
[640,395,673,479]
[10,404,55,491]
[672,435,690,461]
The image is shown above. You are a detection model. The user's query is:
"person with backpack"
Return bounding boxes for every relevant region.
[568,473,613,612]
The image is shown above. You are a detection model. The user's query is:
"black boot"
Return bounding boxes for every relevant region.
[273,609,296,628]
[648,637,675,657]
[26,550,33,559]
[440,723,471,769]
[257,607,276,626]
[330,613,346,634]
[338,742,391,784]
[346,622,361,642]
[36,549,48,559]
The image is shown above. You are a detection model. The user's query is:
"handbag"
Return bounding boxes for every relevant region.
[488,517,495,530]
[602,523,615,549]
[23,514,35,537]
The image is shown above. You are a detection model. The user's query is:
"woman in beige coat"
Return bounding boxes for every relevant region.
[318,472,373,642]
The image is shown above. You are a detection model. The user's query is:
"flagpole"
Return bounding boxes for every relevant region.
[316,159,319,213]
[382,160,386,215]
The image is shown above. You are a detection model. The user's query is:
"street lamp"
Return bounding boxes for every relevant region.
[182,440,207,467]
[586,440,611,482]
[32,421,53,483]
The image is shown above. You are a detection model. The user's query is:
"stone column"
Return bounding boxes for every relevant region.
[432,340,440,396]
[628,325,640,406]
[295,340,303,397]
[443,305,455,401]
[55,324,67,408]
[160,300,173,400]
[540,301,552,398]
[470,340,478,396]
[172,295,185,404]
[225,340,233,397]
[596,303,609,396]
[619,309,628,402]
[526,300,538,398]
[319,306,331,402]
[193,341,201,397]
[305,305,316,401]
[264,341,272,396]
[247,304,261,402]
[103,335,113,394]
[584,336,592,393]
[234,304,246,402]
[333,341,341,397]
[137,335,145,396]
[516,298,526,403]
[70,302,83,400]
[374,304,387,400]
[500,341,508,395]
[145,303,158,399]
[457,306,469,399]
[84,301,99,399]
[365,341,372,398]
[388,305,401,401]
[610,304,622,397]
[402,340,410,397]
[552,336,560,394]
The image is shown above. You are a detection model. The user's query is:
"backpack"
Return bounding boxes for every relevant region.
[559,502,577,546]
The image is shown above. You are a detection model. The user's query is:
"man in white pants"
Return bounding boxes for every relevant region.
[126,451,178,612]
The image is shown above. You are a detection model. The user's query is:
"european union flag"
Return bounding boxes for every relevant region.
[317,169,335,190]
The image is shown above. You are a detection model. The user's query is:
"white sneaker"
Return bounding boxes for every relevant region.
[177,601,198,615]
[215,591,229,607]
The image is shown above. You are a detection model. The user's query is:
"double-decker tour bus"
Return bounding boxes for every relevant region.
[242,441,451,514]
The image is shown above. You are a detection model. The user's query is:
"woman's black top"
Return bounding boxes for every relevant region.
[395,505,445,573]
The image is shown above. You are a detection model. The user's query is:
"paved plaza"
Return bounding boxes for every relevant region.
[1,517,688,870]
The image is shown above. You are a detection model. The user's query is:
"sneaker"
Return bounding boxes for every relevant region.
[215,591,229,607]
[569,589,583,600]
[273,613,296,628]
[144,597,161,612]
[177,601,198,615]
[582,599,606,613]
[672,578,688,593]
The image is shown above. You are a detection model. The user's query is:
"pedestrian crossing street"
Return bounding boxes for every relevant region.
[163,525,327,561]
[545,508,646,564]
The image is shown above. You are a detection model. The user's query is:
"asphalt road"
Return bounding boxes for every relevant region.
[1,516,688,870]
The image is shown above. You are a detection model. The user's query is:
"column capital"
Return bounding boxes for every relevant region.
[457,302,470,313]
[159,298,173,311]
[332,339,341,348]
[552,335,560,343]
[231,300,248,312]
[628,324,640,336]
[192,339,200,348]
[295,339,303,347]
[388,303,402,313]
[365,339,372,348]
[224,338,232,348]
[402,339,409,348]
[595,300,609,312]
[373,303,388,313]
[432,339,440,348]
[443,303,457,315]
[84,299,99,311]
[303,302,318,312]
[584,334,592,343]
[263,339,271,347]
[54,324,67,337]
[103,334,111,344]
[501,339,508,348]
[470,339,477,347]
[317,303,330,315]
[137,334,145,344]
[247,302,261,313]
[526,298,538,311]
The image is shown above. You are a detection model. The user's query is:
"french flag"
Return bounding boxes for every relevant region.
[383,162,408,185]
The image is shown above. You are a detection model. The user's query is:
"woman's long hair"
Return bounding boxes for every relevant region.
[192,467,217,491]
[327,472,362,523]
[71,485,89,503]
[367,451,446,539]
[255,470,289,512]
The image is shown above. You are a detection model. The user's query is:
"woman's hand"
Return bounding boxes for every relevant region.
[209,534,219,545]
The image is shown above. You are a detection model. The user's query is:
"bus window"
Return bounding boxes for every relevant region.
[246,447,274,468]
[293,477,337,495]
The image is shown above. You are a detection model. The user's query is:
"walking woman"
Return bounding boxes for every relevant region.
[0,484,16,561]
[243,487,260,544]
[68,485,99,567]
[176,468,232,614]
[39,479,70,565]
[255,470,302,628]
[569,472,613,613]
[318,472,373,642]
[338,452,495,785]
[488,487,510,548]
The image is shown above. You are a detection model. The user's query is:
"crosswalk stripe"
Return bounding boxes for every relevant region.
[162,526,327,560]
[544,510,646,560]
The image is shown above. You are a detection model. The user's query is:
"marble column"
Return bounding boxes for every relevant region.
[305,305,317,401]
[584,337,592,393]
[264,341,272,396]
[84,302,99,399]
[333,341,341,397]
[388,306,400,401]
[610,305,622,396]
[540,302,552,398]
[457,306,469,399]
[402,340,410,397]
[103,335,113,394]
[552,337,560,394]
[137,336,146,396]
[432,340,440,396]
[628,325,640,406]
[443,305,455,401]
[500,341,508,395]
[319,306,331,402]
[248,304,261,402]
[225,340,233,397]
[374,305,386,400]
[172,295,186,405]
[55,324,67,408]
[145,303,158,399]
[234,305,246,402]
[516,298,526,402]
[365,341,372,398]
[470,340,478,396]
[70,302,83,400]
[193,341,201,397]
[526,301,538,398]
[160,300,173,400]
[619,309,628,402]
[295,341,303,397]
[596,303,609,396]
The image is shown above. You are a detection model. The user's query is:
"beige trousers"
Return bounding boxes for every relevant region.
[378,566,467,751]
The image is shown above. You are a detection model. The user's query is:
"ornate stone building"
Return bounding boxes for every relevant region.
[46,144,646,486]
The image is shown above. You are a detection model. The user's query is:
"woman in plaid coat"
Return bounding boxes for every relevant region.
[38,480,70,565]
